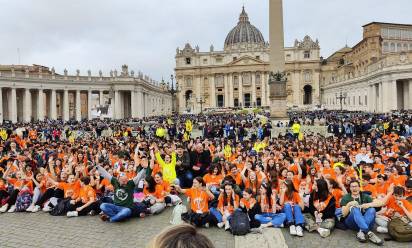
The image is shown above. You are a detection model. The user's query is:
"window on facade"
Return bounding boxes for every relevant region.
[390,43,396,52]
[383,42,389,52]
[185,78,192,87]
[256,56,260,60]
[234,88,238,91]
[256,98,261,107]
[304,51,310,59]
[304,71,312,82]
[403,44,408,51]
[218,89,222,92]
[203,59,208,64]
[233,57,237,61]
[216,57,222,63]
[397,43,402,52]
[186,58,191,64]
[234,99,239,107]
[257,87,260,90]
[256,74,261,84]
[234,76,239,87]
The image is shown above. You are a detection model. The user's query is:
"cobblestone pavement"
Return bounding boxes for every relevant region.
[0,208,234,248]
[1,209,411,248]
[281,228,410,248]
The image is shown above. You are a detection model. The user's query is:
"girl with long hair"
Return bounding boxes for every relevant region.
[255,183,286,228]
[279,179,305,237]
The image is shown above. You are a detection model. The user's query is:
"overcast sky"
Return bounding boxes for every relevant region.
[0,0,410,81]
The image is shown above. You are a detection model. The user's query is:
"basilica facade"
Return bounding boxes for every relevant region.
[175,8,412,114]
[175,7,321,113]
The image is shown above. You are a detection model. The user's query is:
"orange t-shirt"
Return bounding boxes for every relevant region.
[0,180,6,191]
[218,193,240,214]
[331,188,343,208]
[240,197,257,210]
[8,178,33,191]
[259,196,275,213]
[157,181,171,193]
[321,167,336,179]
[282,192,302,206]
[203,174,223,187]
[385,196,412,217]
[389,175,407,187]
[375,182,389,197]
[185,188,212,213]
[79,185,96,203]
[363,184,377,197]
[101,178,113,192]
[229,173,242,185]
[143,185,165,200]
[374,164,385,174]
[58,181,81,199]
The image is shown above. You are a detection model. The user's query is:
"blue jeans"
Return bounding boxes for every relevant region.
[255,213,286,227]
[283,203,305,226]
[344,207,376,232]
[100,203,132,222]
[210,207,237,223]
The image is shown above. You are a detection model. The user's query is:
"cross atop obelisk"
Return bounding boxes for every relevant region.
[268,0,288,119]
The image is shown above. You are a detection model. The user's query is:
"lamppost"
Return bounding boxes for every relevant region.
[197,97,206,114]
[169,75,179,113]
[335,91,347,111]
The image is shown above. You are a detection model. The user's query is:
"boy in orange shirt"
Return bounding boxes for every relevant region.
[66,176,99,217]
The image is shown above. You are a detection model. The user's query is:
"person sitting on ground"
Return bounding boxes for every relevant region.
[97,164,146,222]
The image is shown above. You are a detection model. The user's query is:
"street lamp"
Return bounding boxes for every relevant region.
[335,91,347,111]
[197,97,206,114]
[169,75,179,113]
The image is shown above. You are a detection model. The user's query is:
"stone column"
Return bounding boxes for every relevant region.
[224,74,229,107]
[367,85,374,112]
[239,74,244,107]
[261,73,266,106]
[75,90,81,122]
[37,89,45,121]
[195,76,201,113]
[131,90,137,118]
[403,81,409,110]
[252,72,257,107]
[228,73,234,107]
[63,89,69,122]
[409,80,412,110]
[87,90,92,120]
[0,88,3,124]
[114,90,120,119]
[99,90,104,106]
[210,74,216,108]
[382,79,397,112]
[10,88,17,123]
[23,88,32,122]
[136,89,144,118]
[50,89,57,120]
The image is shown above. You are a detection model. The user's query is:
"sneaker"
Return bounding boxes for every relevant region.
[67,211,78,217]
[0,204,9,213]
[42,205,51,212]
[217,222,224,228]
[26,205,35,212]
[296,226,304,237]
[100,213,109,222]
[367,231,384,246]
[376,226,388,234]
[224,221,230,231]
[204,223,210,228]
[317,227,330,238]
[7,205,16,213]
[88,210,96,216]
[356,231,367,243]
[289,225,297,236]
[32,205,41,213]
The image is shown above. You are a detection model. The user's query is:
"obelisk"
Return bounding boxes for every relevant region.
[268,0,288,119]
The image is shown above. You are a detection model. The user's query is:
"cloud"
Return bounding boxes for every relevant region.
[0,0,410,80]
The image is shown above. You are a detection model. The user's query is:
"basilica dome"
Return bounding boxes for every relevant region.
[224,7,265,50]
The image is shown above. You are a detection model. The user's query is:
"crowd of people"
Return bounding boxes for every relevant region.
[1,111,412,246]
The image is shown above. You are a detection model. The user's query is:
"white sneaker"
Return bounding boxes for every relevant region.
[289,225,297,236]
[376,226,388,234]
[317,227,330,238]
[67,211,78,217]
[0,204,9,213]
[32,205,41,213]
[42,205,51,212]
[217,222,224,228]
[26,205,35,212]
[224,221,230,230]
[7,205,16,213]
[296,226,303,237]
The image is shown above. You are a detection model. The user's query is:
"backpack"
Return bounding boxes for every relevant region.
[15,190,33,212]
[388,217,412,242]
[229,211,250,236]
[50,198,71,216]
[170,202,187,225]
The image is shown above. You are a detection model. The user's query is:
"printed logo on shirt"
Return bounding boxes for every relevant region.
[116,189,129,201]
